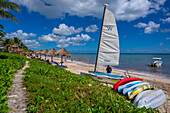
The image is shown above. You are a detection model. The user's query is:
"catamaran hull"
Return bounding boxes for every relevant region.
[80,72,125,84]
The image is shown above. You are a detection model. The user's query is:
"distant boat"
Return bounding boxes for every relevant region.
[80,4,129,84]
[150,57,163,67]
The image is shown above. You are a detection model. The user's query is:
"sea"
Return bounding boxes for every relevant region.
[69,53,170,79]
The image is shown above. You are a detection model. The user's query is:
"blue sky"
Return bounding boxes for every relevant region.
[1,0,170,53]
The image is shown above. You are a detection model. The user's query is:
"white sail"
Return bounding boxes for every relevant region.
[97,8,120,66]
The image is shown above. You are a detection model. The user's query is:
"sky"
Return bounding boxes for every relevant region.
[1,0,170,53]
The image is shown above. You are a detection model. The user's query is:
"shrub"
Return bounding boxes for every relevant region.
[23,59,159,113]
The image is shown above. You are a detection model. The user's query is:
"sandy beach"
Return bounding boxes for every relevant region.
[39,56,170,113]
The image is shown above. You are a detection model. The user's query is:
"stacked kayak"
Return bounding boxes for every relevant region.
[114,78,166,109]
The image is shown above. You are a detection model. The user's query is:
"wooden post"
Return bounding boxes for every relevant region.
[51,56,52,62]
[61,56,63,65]
[28,51,30,57]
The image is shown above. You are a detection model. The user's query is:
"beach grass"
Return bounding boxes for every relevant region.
[23,58,158,112]
[0,52,27,112]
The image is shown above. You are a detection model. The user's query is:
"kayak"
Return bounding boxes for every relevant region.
[133,89,166,109]
[114,78,143,90]
[128,83,154,99]
[123,82,150,95]
[118,81,144,93]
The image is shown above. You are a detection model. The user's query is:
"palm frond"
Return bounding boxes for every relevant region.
[0,24,4,29]
[0,1,21,13]
[0,30,6,37]
[0,9,18,24]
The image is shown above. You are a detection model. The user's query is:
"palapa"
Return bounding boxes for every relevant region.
[46,48,57,62]
[55,47,71,65]
[36,50,42,58]
[41,49,48,60]
[34,49,40,58]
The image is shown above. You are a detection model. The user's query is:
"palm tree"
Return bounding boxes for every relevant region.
[0,24,6,41]
[0,0,21,24]
[0,38,14,52]
[0,0,21,39]
[14,37,21,44]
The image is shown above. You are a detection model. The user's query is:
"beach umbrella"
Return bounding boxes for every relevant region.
[55,47,71,65]
[11,44,18,52]
[41,49,48,60]
[46,48,57,62]
[36,50,42,59]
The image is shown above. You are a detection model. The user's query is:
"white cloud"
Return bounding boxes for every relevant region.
[167,13,170,16]
[161,17,170,23]
[53,24,83,36]
[38,24,91,47]
[38,34,65,42]
[56,34,91,48]
[85,25,98,32]
[10,0,167,21]
[4,30,36,40]
[4,30,40,49]
[161,29,170,33]
[134,21,160,34]
[22,40,41,49]
[166,38,170,39]
[134,22,148,28]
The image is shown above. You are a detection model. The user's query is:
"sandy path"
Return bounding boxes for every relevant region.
[7,61,29,113]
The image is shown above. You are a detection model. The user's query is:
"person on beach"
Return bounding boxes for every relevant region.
[106,65,112,73]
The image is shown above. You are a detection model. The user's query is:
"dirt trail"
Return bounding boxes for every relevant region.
[7,61,29,113]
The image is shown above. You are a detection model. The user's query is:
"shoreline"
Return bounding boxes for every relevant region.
[52,57,170,82]
[39,56,170,112]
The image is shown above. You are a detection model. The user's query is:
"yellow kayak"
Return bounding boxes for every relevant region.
[128,83,154,99]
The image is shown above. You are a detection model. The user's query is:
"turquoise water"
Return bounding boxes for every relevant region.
[70,53,170,78]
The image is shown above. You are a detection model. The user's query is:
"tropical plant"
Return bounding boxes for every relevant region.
[0,38,13,52]
[0,0,21,24]
[13,37,21,44]
[0,0,21,38]
[0,24,6,38]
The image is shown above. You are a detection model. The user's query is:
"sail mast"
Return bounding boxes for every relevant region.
[94,4,108,72]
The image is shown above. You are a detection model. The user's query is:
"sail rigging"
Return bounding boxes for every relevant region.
[94,4,120,72]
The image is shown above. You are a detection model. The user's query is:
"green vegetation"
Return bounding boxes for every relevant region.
[0,52,26,112]
[0,37,28,52]
[24,59,158,113]
[0,0,21,37]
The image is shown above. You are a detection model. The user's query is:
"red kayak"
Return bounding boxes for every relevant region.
[113,78,143,90]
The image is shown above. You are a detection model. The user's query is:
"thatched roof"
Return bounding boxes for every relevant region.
[55,47,71,58]
[16,48,22,51]
[41,49,48,55]
[11,44,18,48]
[46,48,57,56]
[36,50,42,54]
[34,49,39,53]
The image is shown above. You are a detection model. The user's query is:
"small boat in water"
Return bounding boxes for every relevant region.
[150,57,162,67]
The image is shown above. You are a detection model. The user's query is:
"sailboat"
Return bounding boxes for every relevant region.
[80,4,129,84]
